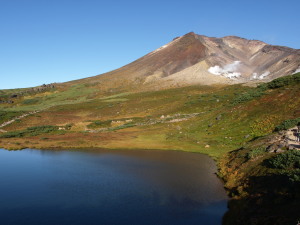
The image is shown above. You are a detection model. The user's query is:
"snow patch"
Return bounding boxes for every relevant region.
[152,43,170,54]
[208,61,241,79]
[148,36,182,56]
[251,71,270,80]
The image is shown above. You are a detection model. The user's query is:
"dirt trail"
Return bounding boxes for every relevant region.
[0,111,39,132]
[286,126,300,150]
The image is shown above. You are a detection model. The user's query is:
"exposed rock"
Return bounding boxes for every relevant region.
[274,149,285,153]
[0,100,14,104]
[244,134,251,139]
[266,144,278,153]
[288,145,296,150]
[216,114,222,120]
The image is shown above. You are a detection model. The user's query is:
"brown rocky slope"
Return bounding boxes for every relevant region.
[63,32,300,92]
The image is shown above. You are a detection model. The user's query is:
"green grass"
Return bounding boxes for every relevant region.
[99,92,131,100]
[22,98,42,105]
[1,84,98,112]
[0,125,61,138]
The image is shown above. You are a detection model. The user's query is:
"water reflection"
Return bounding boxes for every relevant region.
[0,148,227,225]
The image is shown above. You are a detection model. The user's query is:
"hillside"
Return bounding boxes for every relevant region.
[0,73,299,154]
[0,32,300,224]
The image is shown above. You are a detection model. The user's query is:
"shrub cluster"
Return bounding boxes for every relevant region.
[266,150,300,169]
[259,72,300,89]
[266,150,300,183]
[108,123,136,131]
[233,88,265,105]
[274,118,300,131]
[246,146,267,159]
[0,125,59,138]
[233,73,300,105]
[87,120,112,129]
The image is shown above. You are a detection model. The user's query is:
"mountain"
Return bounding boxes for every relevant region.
[67,32,300,91]
[0,33,300,224]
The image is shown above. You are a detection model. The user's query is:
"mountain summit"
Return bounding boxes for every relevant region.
[69,32,300,91]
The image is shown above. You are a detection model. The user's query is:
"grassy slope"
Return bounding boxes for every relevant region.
[0,75,299,156]
[0,73,300,224]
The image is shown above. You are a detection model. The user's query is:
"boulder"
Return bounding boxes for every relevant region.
[216,115,222,120]
[244,134,251,139]
[266,144,277,153]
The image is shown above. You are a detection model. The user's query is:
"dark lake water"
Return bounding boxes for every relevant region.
[0,148,228,225]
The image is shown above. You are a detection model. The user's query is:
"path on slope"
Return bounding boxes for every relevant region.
[0,111,39,132]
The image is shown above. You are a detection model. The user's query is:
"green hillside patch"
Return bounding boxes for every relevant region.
[22,97,42,105]
[87,120,112,129]
[102,98,128,102]
[1,84,98,112]
[0,111,25,124]
[259,72,300,89]
[275,117,300,131]
[99,92,131,100]
[0,125,62,138]
[232,73,300,105]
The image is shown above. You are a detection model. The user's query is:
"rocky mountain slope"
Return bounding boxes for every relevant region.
[66,32,300,91]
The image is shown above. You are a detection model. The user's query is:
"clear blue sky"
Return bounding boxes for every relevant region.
[1,0,299,89]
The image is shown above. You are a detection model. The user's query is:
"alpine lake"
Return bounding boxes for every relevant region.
[0,148,228,225]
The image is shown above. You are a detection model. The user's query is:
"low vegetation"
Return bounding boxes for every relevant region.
[246,146,267,159]
[232,87,265,105]
[0,125,63,138]
[87,120,113,129]
[0,73,300,223]
[232,72,300,105]
[275,117,300,131]
[259,72,300,89]
[266,150,300,170]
